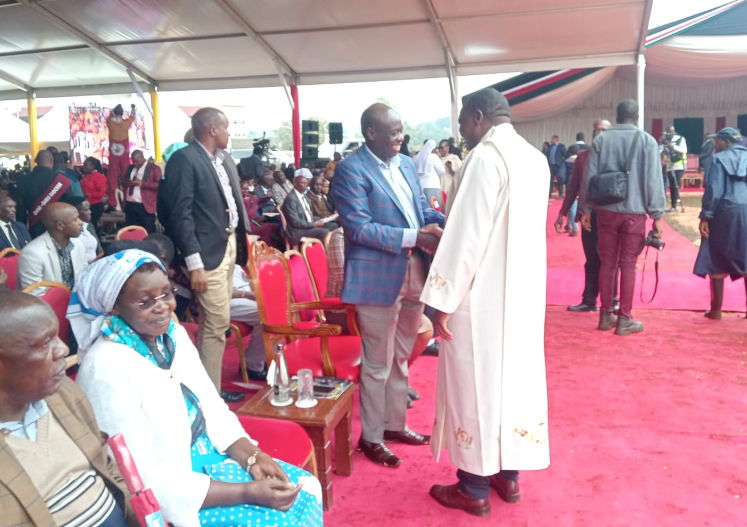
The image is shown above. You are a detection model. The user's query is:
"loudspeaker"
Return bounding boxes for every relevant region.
[329,122,343,145]
[302,132,319,148]
[302,120,319,133]
[303,146,318,159]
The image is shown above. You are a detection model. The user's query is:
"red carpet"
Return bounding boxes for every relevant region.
[545,200,746,312]
[218,200,747,526]
[320,308,747,526]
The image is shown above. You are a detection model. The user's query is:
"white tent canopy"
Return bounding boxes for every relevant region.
[0,0,652,100]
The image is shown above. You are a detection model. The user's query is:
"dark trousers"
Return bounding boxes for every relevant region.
[457,469,519,500]
[125,202,156,233]
[90,202,104,237]
[581,212,601,305]
[667,169,684,208]
[549,166,565,197]
[596,210,647,319]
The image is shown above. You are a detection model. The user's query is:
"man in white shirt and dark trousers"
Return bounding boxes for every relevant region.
[158,108,250,403]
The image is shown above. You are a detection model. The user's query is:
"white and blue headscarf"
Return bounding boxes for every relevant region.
[67,249,166,353]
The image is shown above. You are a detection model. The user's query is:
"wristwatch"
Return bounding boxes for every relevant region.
[246,451,260,469]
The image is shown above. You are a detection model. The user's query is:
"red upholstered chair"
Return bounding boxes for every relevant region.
[247,241,361,380]
[115,225,148,241]
[237,415,317,477]
[284,250,322,324]
[300,239,359,334]
[0,248,20,290]
[22,281,72,344]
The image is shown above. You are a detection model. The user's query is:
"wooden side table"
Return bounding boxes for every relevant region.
[237,384,357,510]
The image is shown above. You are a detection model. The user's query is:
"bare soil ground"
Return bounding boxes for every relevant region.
[661,195,702,246]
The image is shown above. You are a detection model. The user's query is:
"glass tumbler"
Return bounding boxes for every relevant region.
[295,368,317,408]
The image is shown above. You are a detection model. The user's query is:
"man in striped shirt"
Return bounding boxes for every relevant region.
[0,291,136,527]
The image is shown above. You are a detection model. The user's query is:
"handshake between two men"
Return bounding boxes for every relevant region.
[415,223,444,254]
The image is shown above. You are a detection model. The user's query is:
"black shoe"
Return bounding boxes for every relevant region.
[383,426,430,446]
[238,364,268,382]
[220,390,245,403]
[567,303,598,312]
[422,341,440,357]
[357,438,402,467]
[408,388,420,400]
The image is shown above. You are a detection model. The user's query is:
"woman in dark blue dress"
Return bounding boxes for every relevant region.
[693,128,747,319]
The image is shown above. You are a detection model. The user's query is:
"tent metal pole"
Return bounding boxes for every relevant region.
[291,85,301,168]
[637,54,646,130]
[150,90,161,162]
[27,93,38,156]
[273,60,295,111]
[449,68,460,140]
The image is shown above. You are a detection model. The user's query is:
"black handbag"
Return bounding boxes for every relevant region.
[588,130,641,206]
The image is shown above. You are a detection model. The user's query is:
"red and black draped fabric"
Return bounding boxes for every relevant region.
[646,0,747,46]
[493,69,601,106]
[488,0,747,107]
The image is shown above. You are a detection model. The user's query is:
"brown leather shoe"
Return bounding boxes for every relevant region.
[597,312,618,331]
[489,476,521,503]
[357,438,402,467]
[614,316,644,336]
[429,484,490,517]
[383,426,430,445]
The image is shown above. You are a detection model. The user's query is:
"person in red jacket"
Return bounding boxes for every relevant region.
[120,150,161,233]
[80,157,107,235]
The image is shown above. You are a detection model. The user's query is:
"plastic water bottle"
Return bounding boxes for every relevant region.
[276,345,290,403]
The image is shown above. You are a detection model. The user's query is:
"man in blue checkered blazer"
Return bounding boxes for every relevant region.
[332,103,445,468]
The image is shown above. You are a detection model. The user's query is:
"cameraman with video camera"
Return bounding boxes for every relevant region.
[661,125,688,211]
[579,99,666,336]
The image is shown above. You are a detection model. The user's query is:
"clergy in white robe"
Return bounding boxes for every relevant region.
[422,88,550,516]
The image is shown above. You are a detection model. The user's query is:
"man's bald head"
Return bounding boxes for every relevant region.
[0,291,68,403]
[461,88,511,124]
[361,103,400,139]
[0,292,53,355]
[592,119,611,138]
[192,108,227,139]
[360,103,404,161]
[458,88,511,149]
[616,99,639,124]
[42,202,77,231]
[35,150,53,168]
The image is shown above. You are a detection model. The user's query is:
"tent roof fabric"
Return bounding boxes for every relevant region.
[488,0,747,110]
[0,0,652,101]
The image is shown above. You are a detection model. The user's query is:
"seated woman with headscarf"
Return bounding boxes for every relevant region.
[68,250,323,527]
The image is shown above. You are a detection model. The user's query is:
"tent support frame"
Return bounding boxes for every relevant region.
[637,54,646,130]
[18,0,155,86]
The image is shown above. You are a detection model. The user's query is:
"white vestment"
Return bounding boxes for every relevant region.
[420,123,551,476]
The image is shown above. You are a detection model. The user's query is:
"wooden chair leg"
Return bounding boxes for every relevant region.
[231,323,249,383]
[304,443,319,478]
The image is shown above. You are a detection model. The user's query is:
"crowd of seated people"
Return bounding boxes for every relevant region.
[1,250,323,527]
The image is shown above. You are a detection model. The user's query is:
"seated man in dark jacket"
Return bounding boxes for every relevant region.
[0,291,137,527]
[281,173,338,246]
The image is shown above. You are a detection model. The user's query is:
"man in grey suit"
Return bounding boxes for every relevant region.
[281,173,338,246]
[158,107,250,403]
